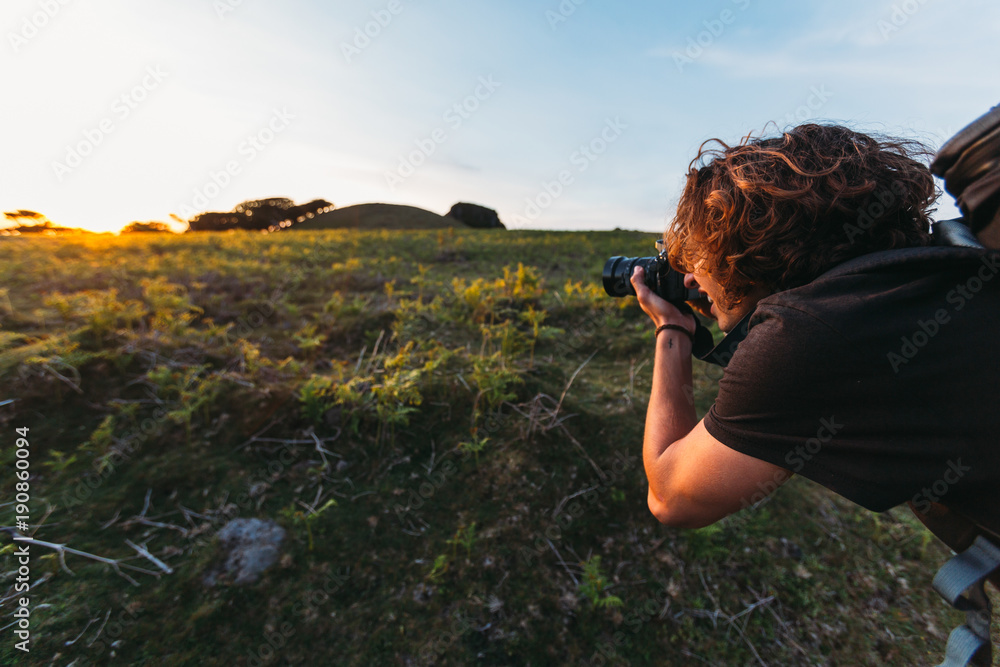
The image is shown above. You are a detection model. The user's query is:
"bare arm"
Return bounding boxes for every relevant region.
[631,266,792,528]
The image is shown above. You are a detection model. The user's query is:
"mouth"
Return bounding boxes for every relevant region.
[688,293,715,320]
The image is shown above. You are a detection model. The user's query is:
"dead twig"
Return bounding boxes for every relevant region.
[364,329,386,375]
[552,484,599,520]
[424,439,436,475]
[65,615,101,647]
[86,609,112,647]
[139,489,152,519]
[0,572,51,606]
[546,538,578,586]
[0,529,159,586]
[124,539,174,575]
[308,428,341,473]
[40,360,84,394]
[687,571,772,667]
[234,417,283,452]
[354,345,368,375]
[99,510,122,531]
[554,350,597,416]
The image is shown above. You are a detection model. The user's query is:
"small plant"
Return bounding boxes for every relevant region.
[323,292,369,317]
[470,351,523,419]
[480,320,527,365]
[43,289,146,345]
[141,277,203,336]
[293,323,326,354]
[41,450,78,474]
[447,522,477,561]
[299,374,335,424]
[519,304,547,368]
[457,434,489,468]
[578,555,623,609]
[426,553,449,581]
[145,364,228,445]
[684,523,728,561]
[280,498,338,551]
[502,263,542,300]
[451,277,495,324]
[410,263,431,301]
[563,279,605,306]
[86,414,117,453]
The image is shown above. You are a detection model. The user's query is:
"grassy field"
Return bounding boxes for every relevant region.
[0,229,993,666]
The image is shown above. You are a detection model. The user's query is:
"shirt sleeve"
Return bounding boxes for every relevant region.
[702,302,916,511]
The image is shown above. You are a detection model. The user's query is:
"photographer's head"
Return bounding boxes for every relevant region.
[666,123,938,329]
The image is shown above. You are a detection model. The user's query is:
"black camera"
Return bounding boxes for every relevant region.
[602,238,701,304]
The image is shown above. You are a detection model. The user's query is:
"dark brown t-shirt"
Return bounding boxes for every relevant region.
[703,246,1000,535]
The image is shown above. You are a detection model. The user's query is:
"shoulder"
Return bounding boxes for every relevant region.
[734,294,859,370]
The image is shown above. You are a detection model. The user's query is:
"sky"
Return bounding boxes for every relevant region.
[1,0,998,234]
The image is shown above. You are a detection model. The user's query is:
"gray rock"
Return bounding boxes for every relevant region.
[447,202,506,229]
[205,518,286,586]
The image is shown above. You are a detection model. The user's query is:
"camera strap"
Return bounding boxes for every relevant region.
[689,308,754,368]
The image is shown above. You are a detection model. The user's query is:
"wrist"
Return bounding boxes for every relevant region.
[654,323,695,343]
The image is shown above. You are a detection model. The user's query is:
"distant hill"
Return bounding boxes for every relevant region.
[293,203,464,231]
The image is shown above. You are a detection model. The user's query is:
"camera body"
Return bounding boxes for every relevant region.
[602,238,702,304]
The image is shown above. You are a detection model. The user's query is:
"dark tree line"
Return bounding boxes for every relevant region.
[187,198,333,233]
[2,210,79,234]
[121,221,173,233]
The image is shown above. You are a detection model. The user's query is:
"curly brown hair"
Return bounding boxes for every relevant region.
[666,123,938,309]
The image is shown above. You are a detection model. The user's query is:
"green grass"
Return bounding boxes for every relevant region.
[0,229,995,666]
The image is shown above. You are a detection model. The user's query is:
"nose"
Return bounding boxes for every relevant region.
[683,273,699,290]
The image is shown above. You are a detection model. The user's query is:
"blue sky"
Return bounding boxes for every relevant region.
[2,0,998,233]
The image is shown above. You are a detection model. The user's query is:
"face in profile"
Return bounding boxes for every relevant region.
[683,261,768,333]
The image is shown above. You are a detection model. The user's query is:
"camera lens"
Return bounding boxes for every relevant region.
[603,256,647,297]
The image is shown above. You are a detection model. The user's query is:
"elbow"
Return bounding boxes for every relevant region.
[647,490,717,529]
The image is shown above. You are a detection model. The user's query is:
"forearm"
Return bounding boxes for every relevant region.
[643,331,696,499]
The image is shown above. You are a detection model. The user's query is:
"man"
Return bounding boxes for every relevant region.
[629,123,1000,550]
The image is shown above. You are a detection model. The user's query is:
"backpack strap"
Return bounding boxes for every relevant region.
[931,536,1000,667]
[908,502,1000,666]
[931,103,1000,241]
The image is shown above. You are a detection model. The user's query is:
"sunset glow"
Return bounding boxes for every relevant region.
[3,1,996,233]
